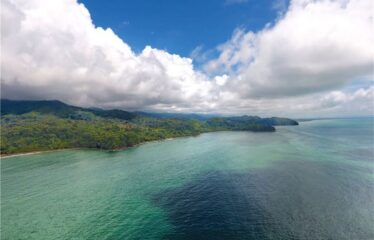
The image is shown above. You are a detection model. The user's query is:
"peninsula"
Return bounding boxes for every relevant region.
[0,99,298,155]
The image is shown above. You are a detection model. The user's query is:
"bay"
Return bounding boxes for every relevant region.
[1,118,373,239]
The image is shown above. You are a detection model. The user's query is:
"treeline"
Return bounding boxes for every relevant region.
[0,99,298,155]
[1,113,202,154]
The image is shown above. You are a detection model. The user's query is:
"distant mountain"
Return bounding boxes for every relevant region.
[0,99,80,117]
[259,117,299,126]
[206,116,275,132]
[136,111,219,121]
[206,116,298,129]
[0,99,136,120]
[1,99,298,126]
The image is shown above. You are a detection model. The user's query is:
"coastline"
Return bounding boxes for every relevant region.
[0,137,178,159]
[0,148,80,159]
[0,129,280,159]
[1,127,286,159]
[108,137,177,152]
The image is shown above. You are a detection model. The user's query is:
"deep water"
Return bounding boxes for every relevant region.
[1,118,373,239]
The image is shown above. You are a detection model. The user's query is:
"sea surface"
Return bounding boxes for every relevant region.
[1,118,373,240]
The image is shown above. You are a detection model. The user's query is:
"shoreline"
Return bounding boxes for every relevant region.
[0,128,284,159]
[0,148,80,159]
[108,137,177,152]
[0,137,178,159]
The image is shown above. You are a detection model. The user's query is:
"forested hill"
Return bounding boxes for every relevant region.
[1,99,136,120]
[0,99,298,155]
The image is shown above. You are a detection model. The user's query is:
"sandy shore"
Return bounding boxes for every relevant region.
[1,151,44,158]
[1,137,179,159]
[0,148,79,159]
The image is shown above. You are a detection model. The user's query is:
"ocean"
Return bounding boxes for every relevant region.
[1,118,373,239]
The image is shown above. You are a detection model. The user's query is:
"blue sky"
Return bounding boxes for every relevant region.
[79,0,284,56]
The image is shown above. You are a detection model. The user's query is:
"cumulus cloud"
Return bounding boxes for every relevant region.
[1,0,373,117]
[209,85,374,117]
[206,0,374,98]
[287,86,374,116]
[1,0,216,111]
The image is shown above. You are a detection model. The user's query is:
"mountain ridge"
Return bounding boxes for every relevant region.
[1,99,298,155]
[0,99,298,124]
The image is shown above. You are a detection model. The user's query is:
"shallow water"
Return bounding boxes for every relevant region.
[1,118,373,239]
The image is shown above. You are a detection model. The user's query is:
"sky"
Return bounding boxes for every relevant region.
[1,0,373,117]
[77,0,282,57]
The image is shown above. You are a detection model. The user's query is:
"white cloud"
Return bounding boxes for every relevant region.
[1,0,373,117]
[319,86,374,110]
[1,0,215,110]
[209,86,374,117]
[214,75,229,86]
[206,0,374,98]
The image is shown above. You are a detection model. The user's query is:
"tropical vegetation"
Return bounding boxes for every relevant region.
[0,99,298,154]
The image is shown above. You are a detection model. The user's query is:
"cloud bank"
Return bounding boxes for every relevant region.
[1,0,373,117]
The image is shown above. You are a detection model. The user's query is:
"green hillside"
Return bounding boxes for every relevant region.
[0,99,298,155]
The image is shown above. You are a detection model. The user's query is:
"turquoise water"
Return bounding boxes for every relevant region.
[1,118,373,239]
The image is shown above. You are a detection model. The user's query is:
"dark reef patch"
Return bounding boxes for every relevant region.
[152,160,374,240]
